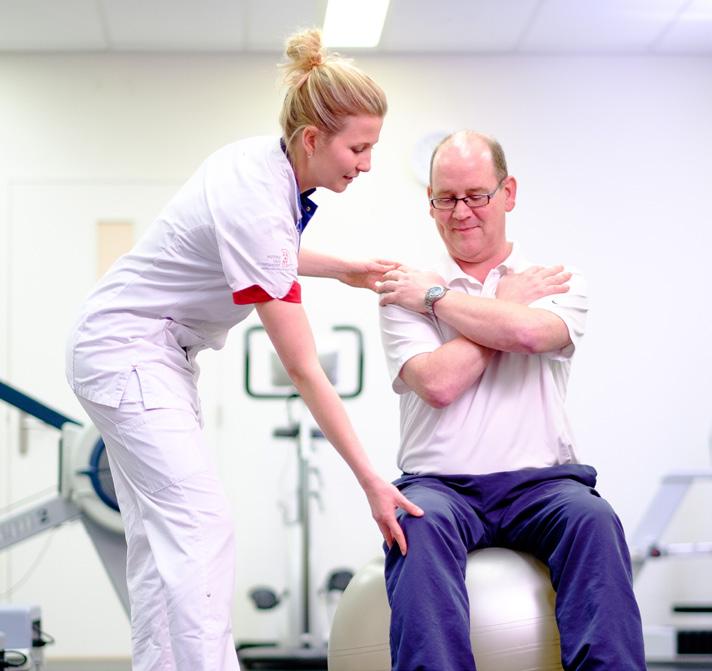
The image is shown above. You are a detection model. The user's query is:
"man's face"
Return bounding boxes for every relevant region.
[428,140,515,265]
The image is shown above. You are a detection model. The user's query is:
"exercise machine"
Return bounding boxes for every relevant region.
[631,469,712,662]
[0,380,129,616]
[237,325,363,670]
[0,605,48,671]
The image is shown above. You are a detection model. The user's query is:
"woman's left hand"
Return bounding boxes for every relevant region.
[338,259,401,292]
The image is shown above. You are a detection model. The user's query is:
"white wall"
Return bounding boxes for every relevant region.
[1,52,711,658]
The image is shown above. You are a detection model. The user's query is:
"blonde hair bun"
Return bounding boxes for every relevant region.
[278,27,387,153]
[282,28,328,87]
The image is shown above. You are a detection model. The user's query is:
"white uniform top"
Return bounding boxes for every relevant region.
[379,244,589,476]
[67,136,310,411]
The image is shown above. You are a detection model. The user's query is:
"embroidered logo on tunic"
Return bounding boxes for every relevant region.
[260,250,294,271]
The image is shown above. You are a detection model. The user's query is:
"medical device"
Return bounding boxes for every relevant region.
[0,381,129,616]
[0,605,45,670]
[632,470,712,662]
[238,325,363,670]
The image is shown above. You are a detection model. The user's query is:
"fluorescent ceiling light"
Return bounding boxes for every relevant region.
[323,0,391,48]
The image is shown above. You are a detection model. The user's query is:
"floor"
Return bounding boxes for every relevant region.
[46,664,129,671]
[43,655,327,671]
[41,661,712,670]
[44,663,326,671]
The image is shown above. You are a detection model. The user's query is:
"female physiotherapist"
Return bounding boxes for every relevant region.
[65,29,422,671]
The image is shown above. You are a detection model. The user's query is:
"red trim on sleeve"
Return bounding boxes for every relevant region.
[232,281,302,305]
[280,281,302,303]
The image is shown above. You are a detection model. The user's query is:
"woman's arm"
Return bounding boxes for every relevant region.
[256,298,423,553]
[298,248,398,291]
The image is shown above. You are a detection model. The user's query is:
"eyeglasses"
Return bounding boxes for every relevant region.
[430,177,506,211]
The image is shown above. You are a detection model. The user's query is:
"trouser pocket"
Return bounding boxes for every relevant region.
[116,407,207,495]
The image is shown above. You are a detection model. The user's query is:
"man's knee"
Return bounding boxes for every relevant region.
[398,502,462,546]
[565,493,626,545]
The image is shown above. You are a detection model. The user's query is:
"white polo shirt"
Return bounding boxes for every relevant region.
[67,136,309,410]
[379,244,589,476]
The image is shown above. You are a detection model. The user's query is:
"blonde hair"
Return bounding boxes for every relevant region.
[279,28,387,153]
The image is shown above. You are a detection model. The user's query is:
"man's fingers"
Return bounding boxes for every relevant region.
[375,279,398,294]
[547,272,571,291]
[551,284,570,294]
[540,264,564,277]
[546,270,570,282]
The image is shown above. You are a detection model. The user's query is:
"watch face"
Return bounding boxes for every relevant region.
[425,286,447,315]
[427,286,445,301]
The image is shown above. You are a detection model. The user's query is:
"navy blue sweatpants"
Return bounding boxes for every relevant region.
[384,464,646,671]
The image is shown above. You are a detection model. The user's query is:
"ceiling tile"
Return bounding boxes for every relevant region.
[520,0,689,52]
[100,0,247,51]
[0,0,105,51]
[0,0,709,54]
[380,0,542,52]
[247,0,327,51]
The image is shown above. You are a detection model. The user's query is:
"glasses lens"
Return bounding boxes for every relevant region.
[432,198,455,210]
[464,195,488,209]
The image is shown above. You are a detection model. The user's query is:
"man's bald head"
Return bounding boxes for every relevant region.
[429,131,508,186]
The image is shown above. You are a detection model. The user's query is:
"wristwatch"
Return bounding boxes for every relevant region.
[424,285,449,316]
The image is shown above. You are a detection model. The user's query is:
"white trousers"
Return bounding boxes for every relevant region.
[78,373,240,671]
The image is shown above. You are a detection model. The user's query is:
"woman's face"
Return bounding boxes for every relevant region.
[307,115,383,192]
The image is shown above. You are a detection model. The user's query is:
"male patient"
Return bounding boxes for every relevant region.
[376,130,645,670]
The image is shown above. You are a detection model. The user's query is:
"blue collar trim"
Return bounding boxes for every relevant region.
[281,137,318,234]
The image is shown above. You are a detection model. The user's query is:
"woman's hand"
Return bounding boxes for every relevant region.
[496,265,570,305]
[361,475,424,555]
[338,259,401,292]
[256,299,423,555]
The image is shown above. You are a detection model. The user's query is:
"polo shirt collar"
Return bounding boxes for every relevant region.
[437,241,528,285]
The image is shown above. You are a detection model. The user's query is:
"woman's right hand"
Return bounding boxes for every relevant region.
[360,475,424,556]
[338,258,401,292]
[496,265,571,305]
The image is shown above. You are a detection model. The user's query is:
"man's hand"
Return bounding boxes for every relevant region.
[361,476,424,555]
[496,265,570,305]
[338,259,401,292]
[376,267,446,313]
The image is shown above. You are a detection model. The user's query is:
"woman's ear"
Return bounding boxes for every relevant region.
[301,126,319,158]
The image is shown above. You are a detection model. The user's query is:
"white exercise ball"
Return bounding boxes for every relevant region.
[328,547,562,671]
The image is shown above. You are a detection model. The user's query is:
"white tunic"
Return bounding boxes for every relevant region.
[67,136,304,410]
[379,244,589,476]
